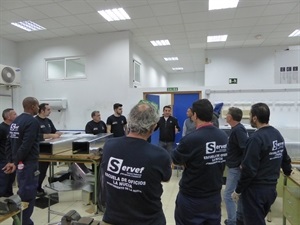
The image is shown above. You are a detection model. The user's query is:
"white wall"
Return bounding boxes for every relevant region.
[0,37,18,109]
[131,40,168,88]
[204,46,286,86]
[15,31,131,129]
[13,31,169,130]
[168,72,204,87]
[0,37,18,67]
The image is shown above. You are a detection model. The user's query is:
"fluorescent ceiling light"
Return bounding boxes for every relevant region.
[289,29,300,37]
[164,57,178,61]
[207,35,228,42]
[150,40,170,46]
[209,0,239,10]
[98,8,130,21]
[11,21,46,32]
[172,67,183,71]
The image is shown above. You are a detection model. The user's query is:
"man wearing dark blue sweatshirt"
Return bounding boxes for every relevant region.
[232,103,292,225]
[3,97,40,225]
[172,99,228,225]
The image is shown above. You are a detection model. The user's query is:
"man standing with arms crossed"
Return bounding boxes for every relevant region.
[223,107,248,225]
[0,108,17,197]
[35,103,62,196]
[232,103,292,225]
[172,99,228,225]
[3,97,40,225]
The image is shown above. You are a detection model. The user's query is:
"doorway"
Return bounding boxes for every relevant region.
[144,91,202,145]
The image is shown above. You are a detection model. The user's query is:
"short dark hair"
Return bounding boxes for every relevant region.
[251,103,270,124]
[163,105,171,111]
[192,99,213,122]
[2,108,14,120]
[39,103,49,113]
[228,107,243,122]
[91,111,99,117]
[113,103,122,110]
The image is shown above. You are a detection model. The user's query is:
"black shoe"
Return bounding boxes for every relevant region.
[224,219,228,225]
[36,189,45,197]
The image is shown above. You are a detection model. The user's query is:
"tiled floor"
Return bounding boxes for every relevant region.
[2,169,290,225]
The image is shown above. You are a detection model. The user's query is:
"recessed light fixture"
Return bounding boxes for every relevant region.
[98,8,130,21]
[11,21,46,32]
[172,67,183,71]
[207,35,228,42]
[164,57,178,61]
[150,40,170,46]
[289,29,300,37]
[209,0,239,10]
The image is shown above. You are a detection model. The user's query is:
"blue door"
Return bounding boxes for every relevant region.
[173,93,200,144]
[146,94,160,145]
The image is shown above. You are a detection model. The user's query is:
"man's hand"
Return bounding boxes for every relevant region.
[231,191,241,203]
[2,163,16,174]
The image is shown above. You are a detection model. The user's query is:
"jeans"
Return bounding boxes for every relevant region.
[159,141,174,154]
[223,167,241,225]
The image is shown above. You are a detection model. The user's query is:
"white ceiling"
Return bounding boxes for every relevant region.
[0,0,299,74]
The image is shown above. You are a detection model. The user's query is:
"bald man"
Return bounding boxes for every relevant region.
[3,97,40,225]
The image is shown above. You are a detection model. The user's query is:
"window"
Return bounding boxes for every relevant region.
[133,60,141,86]
[46,57,86,80]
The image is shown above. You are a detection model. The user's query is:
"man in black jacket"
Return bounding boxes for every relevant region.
[155,105,180,153]
[232,102,292,225]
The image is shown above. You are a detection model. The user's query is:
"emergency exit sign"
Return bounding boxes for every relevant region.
[167,87,178,92]
[229,78,238,84]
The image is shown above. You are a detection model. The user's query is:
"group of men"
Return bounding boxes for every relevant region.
[101,99,292,225]
[0,97,293,225]
[0,99,128,225]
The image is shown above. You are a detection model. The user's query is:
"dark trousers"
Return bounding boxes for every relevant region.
[16,161,39,225]
[175,191,221,225]
[242,185,277,225]
[0,161,16,197]
[37,161,49,191]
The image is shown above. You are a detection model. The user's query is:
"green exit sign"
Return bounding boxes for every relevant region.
[229,78,238,84]
[167,87,178,92]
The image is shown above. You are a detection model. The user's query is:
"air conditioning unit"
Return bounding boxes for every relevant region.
[0,64,21,86]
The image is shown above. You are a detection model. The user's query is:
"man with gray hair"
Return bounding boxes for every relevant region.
[101,100,172,225]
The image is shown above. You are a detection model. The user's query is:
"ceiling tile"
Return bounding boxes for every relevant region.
[0,1,28,10]
[54,15,85,27]
[133,18,159,28]
[235,6,266,18]
[34,3,71,17]
[182,12,209,24]
[12,7,48,20]
[76,13,105,25]
[157,15,183,25]
[58,1,94,14]
[69,26,98,35]
[89,23,117,33]
[257,15,285,26]
[179,1,208,13]
[263,3,298,16]
[125,5,154,19]
[111,20,137,30]
[149,2,180,16]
